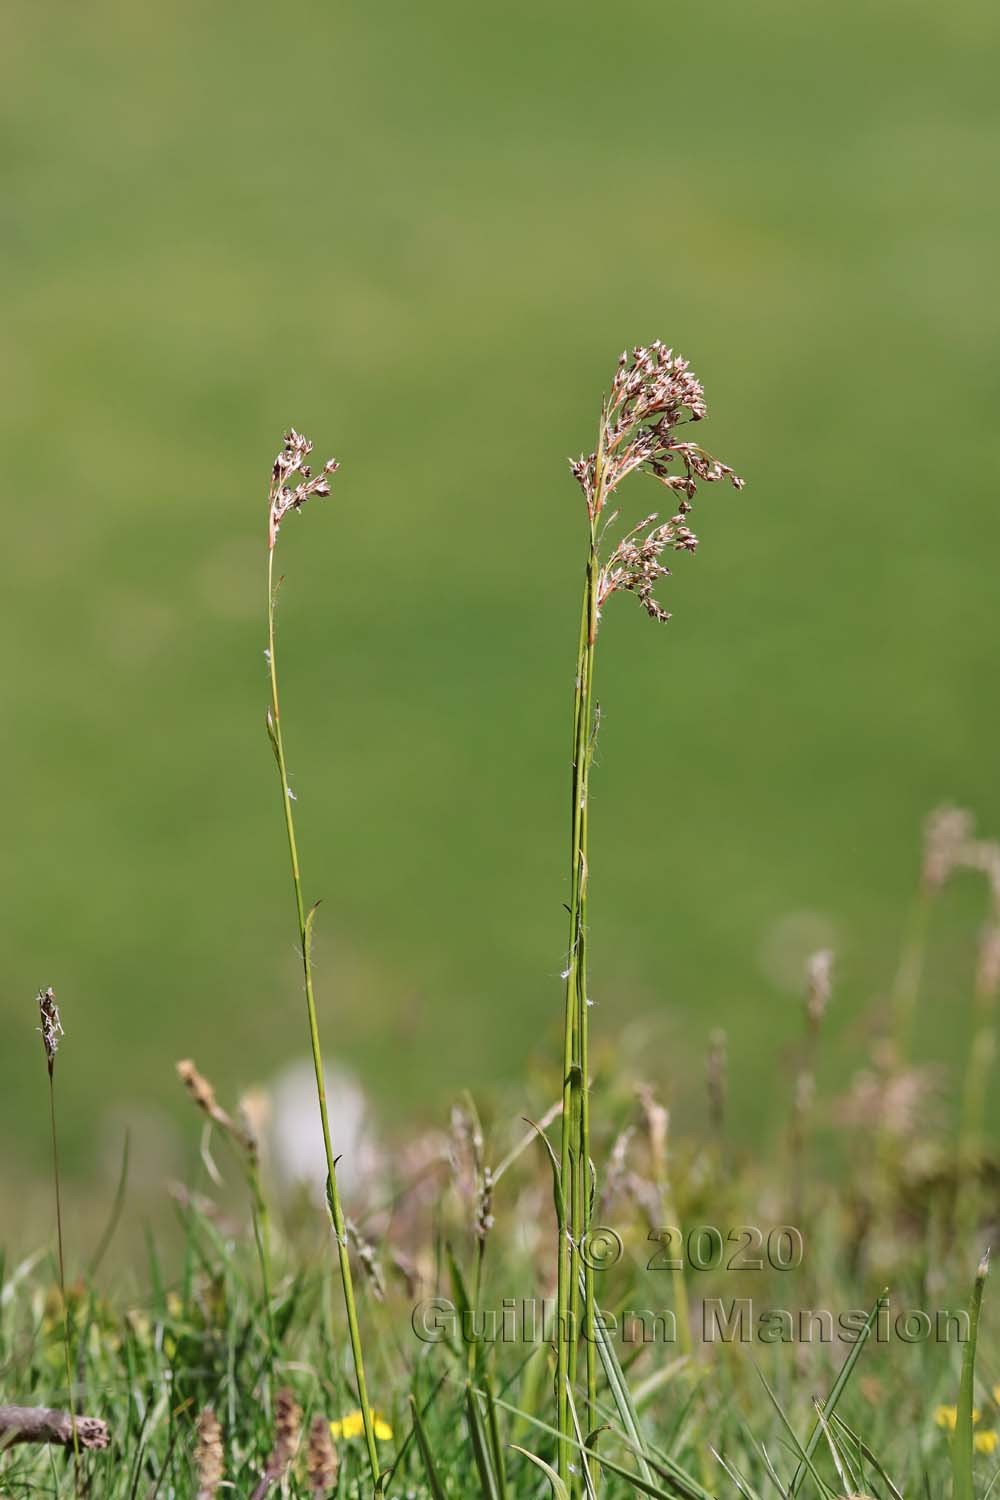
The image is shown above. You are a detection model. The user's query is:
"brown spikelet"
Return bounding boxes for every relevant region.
[250,1388,301,1496]
[37,987,63,1075]
[347,1221,386,1303]
[306,1413,339,1495]
[194,1407,224,1499]
[177,1059,229,1128]
[176,1058,255,1157]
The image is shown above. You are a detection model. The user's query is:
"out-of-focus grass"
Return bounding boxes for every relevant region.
[2,0,999,1181]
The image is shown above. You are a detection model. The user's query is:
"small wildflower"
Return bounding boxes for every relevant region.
[330,1408,393,1442]
[36,987,63,1074]
[975,1431,999,1455]
[935,1404,980,1431]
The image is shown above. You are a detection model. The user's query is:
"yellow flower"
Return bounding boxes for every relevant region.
[935,1406,980,1431]
[330,1409,393,1443]
[975,1431,999,1455]
[994,1384,1000,1405]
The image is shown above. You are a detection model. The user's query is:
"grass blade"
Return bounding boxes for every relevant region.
[510,1444,572,1499]
[788,1290,885,1497]
[409,1393,449,1500]
[954,1251,990,1500]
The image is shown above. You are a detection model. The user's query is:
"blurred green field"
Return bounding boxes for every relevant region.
[3,0,998,1188]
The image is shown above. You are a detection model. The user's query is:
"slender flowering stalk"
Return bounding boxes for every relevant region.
[264,429,380,1491]
[556,345,741,1486]
[890,804,973,1062]
[37,987,79,1478]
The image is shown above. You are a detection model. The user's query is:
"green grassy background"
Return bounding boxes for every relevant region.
[3,0,998,1185]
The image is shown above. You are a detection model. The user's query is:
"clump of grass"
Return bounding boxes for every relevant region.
[175,1057,274,1347]
[555,343,741,1484]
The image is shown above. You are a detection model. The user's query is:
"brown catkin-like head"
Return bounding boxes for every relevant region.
[37,987,63,1074]
[194,1407,224,1499]
[307,1413,339,1494]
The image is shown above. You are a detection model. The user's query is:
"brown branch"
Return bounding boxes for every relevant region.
[0,1405,109,1451]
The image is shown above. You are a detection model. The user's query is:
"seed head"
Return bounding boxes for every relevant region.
[194,1408,224,1499]
[475,1165,495,1243]
[571,343,742,628]
[347,1220,387,1302]
[268,429,339,549]
[176,1058,257,1160]
[37,987,63,1073]
[307,1412,339,1494]
[805,950,834,1029]
[260,1388,302,1484]
[921,804,974,892]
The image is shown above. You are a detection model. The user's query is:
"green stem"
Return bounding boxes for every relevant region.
[247,1161,276,1358]
[557,494,601,1490]
[889,884,931,1064]
[48,1070,80,1484]
[266,544,380,1492]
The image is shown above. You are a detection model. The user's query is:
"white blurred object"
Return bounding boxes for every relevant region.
[267,1059,377,1201]
[757,909,839,993]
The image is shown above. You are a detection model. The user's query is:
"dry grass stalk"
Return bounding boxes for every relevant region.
[556,345,741,1480]
[263,428,380,1482]
[35,986,79,1477]
[0,1405,108,1451]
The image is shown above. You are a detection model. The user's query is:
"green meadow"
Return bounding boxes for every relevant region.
[3,0,999,1194]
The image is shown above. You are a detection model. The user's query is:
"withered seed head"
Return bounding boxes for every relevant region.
[347,1220,387,1302]
[176,1058,257,1160]
[260,1388,302,1482]
[571,343,742,629]
[268,429,339,549]
[307,1412,339,1494]
[921,804,974,892]
[805,950,834,1029]
[37,987,63,1073]
[194,1407,224,1499]
[475,1165,495,1243]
